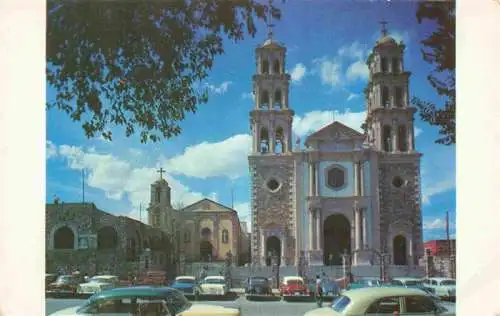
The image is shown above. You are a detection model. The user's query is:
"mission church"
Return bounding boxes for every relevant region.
[249,22,423,268]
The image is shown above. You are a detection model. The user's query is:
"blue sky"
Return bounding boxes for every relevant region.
[46,1,455,241]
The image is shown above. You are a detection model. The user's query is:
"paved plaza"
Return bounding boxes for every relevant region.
[46,296,322,316]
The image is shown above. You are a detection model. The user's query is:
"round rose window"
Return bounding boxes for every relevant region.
[392,176,404,188]
[267,179,280,191]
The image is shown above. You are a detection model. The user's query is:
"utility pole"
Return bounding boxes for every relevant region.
[82,168,85,203]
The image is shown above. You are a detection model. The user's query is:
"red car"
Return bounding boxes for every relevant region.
[279,276,311,299]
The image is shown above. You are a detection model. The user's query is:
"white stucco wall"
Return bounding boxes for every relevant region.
[318,161,355,197]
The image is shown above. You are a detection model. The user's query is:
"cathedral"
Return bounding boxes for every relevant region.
[249,25,423,268]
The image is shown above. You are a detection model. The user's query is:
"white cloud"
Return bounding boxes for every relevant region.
[46,141,57,159]
[347,93,360,101]
[389,31,410,46]
[422,178,455,205]
[209,192,219,202]
[290,63,307,83]
[423,217,455,230]
[414,127,423,137]
[312,57,342,88]
[241,92,255,101]
[163,134,252,180]
[293,109,366,138]
[337,41,366,60]
[206,81,232,95]
[345,60,369,81]
[53,143,208,223]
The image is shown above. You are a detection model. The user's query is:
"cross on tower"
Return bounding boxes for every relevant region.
[157,167,165,179]
[379,19,389,37]
[266,0,275,39]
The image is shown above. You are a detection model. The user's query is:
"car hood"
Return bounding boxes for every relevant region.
[304,307,341,316]
[285,284,306,290]
[172,283,196,288]
[201,283,225,288]
[79,282,105,287]
[183,304,238,315]
[48,282,72,287]
[48,306,80,316]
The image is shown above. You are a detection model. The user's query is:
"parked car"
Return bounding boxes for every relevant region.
[303,287,455,316]
[48,286,241,316]
[390,277,423,289]
[306,277,340,298]
[46,275,80,297]
[199,276,228,296]
[421,277,456,302]
[170,275,201,299]
[245,276,272,295]
[279,276,310,299]
[136,270,167,286]
[345,277,382,291]
[76,275,120,295]
[45,273,58,290]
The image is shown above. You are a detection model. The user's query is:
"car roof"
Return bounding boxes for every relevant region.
[392,277,420,281]
[176,276,195,279]
[428,277,454,281]
[91,275,117,279]
[204,276,224,279]
[89,286,176,301]
[343,287,430,314]
[283,276,304,281]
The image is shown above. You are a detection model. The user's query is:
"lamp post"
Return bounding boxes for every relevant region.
[271,250,280,288]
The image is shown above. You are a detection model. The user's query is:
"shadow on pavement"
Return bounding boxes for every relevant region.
[245,294,282,302]
[190,292,240,301]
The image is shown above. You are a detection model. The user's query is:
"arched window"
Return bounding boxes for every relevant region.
[381,57,388,73]
[260,90,269,109]
[275,126,284,153]
[260,127,269,153]
[392,58,400,73]
[222,229,229,244]
[382,86,390,108]
[97,226,118,250]
[274,89,282,109]
[395,87,403,107]
[53,226,75,249]
[393,235,407,265]
[397,125,408,152]
[262,59,269,74]
[156,187,161,202]
[184,230,191,243]
[383,125,392,152]
[273,59,280,74]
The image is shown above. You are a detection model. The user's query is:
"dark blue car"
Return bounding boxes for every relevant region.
[169,276,201,299]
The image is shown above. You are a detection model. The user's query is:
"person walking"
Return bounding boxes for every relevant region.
[315,275,323,308]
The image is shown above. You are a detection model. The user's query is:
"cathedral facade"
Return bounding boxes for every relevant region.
[249,28,423,267]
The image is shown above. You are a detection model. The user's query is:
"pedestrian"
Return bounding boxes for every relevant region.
[315,274,323,308]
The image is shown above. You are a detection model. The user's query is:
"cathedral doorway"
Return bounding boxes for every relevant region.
[393,235,407,265]
[54,226,75,249]
[200,240,214,262]
[323,214,351,265]
[265,236,281,266]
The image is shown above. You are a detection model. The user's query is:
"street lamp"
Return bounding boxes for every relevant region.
[271,250,280,288]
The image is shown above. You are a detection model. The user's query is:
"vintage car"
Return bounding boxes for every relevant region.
[45,273,58,290]
[48,286,241,316]
[76,275,120,295]
[303,287,455,316]
[199,276,228,296]
[279,276,310,299]
[136,270,167,286]
[345,277,382,291]
[390,277,423,289]
[46,275,80,297]
[170,276,201,298]
[245,276,273,296]
[421,277,456,302]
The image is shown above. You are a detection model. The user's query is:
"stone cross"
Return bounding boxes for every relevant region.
[266,0,275,39]
[379,19,388,37]
[157,167,166,179]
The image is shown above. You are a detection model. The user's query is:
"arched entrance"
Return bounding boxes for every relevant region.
[200,240,213,262]
[97,226,118,249]
[54,226,75,249]
[265,236,281,266]
[323,214,351,265]
[393,235,407,265]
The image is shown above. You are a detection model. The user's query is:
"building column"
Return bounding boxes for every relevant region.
[408,122,415,151]
[269,129,275,153]
[253,122,259,152]
[314,162,320,196]
[355,207,362,250]
[309,163,314,196]
[354,160,360,196]
[359,161,365,196]
[362,208,368,249]
[315,210,321,250]
[391,128,397,152]
[281,236,286,266]
[309,209,315,250]
[260,231,266,265]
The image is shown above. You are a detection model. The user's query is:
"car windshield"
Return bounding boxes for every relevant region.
[440,280,455,285]
[286,280,303,286]
[56,276,73,283]
[204,278,225,284]
[175,278,195,284]
[250,278,268,284]
[331,295,351,313]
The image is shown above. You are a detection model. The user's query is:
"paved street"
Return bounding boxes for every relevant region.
[46,296,322,316]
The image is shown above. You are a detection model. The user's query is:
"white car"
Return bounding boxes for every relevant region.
[76,275,119,295]
[304,287,455,316]
[200,276,228,296]
[422,277,456,301]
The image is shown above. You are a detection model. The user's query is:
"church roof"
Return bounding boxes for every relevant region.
[305,121,365,146]
[180,198,236,214]
[258,38,285,50]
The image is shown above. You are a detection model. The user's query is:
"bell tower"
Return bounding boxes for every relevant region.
[148,168,173,231]
[248,6,297,266]
[365,21,424,266]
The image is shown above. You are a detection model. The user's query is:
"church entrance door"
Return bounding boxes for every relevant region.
[265,236,281,266]
[323,214,351,265]
[393,235,407,265]
[200,240,214,262]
